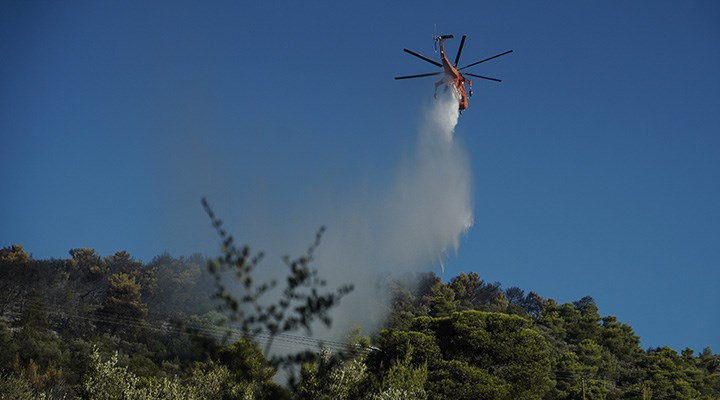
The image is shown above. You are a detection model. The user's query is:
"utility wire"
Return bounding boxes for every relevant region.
[2,301,364,354]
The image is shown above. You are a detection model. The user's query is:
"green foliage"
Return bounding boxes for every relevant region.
[98,272,148,339]
[423,281,457,317]
[296,349,367,400]
[68,248,108,282]
[0,244,29,264]
[79,346,256,400]
[216,338,269,382]
[428,359,511,400]
[2,236,719,399]
[373,330,440,369]
[626,346,718,400]
[296,343,428,400]
[0,373,42,400]
[385,279,425,330]
[448,272,506,312]
[370,351,428,400]
[14,293,66,369]
[379,311,552,400]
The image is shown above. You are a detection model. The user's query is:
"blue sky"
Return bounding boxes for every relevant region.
[2,1,719,352]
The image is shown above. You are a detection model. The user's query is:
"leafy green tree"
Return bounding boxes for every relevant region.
[629,347,710,399]
[98,272,148,339]
[79,347,172,400]
[696,347,720,396]
[8,358,67,397]
[550,351,586,400]
[369,350,428,400]
[597,316,644,397]
[448,272,482,310]
[371,330,441,370]
[67,248,110,309]
[0,373,38,400]
[385,283,419,330]
[105,251,143,273]
[568,296,602,344]
[14,291,65,369]
[296,349,367,400]
[448,272,504,311]
[0,244,29,264]
[575,339,612,399]
[68,248,107,282]
[428,359,511,400]
[214,337,286,398]
[600,316,642,365]
[0,245,37,316]
[385,311,553,400]
[79,346,266,400]
[553,298,601,345]
[522,291,544,317]
[422,281,457,317]
[504,286,527,315]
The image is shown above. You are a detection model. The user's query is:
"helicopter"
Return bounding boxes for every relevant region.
[395,34,512,112]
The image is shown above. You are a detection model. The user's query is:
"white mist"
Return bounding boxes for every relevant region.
[313,90,474,336]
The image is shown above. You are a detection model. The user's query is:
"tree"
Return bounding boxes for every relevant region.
[504,286,526,315]
[448,272,503,311]
[0,244,29,264]
[144,253,211,321]
[448,272,482,310]
[68,248,107,282]
[98,272,148,339]
[557,298,601,345]
[385,311,552,400]
[422,281,457,317]
[215,337,287,399]
[296,349,367,400]
[0,245,36,317]
[14,291,64,369]
[369,351,428,400]
[523,291,544,318]
[67,248,109,307]
[550,351,586,400]
[385,281,419,330]
[631,347,706,399]
[428,359,511,400]
[600,316,642,364]
[0,373,38,400]
[371,330,441,371]
[79,346,270,400]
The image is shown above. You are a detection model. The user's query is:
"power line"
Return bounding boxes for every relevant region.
[2,301,364,355]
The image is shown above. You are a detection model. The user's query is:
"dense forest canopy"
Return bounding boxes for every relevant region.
[1,242,718,399]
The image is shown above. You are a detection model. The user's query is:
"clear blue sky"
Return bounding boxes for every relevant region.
[2,1,719,352]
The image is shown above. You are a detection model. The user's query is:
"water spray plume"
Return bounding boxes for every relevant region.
[314,89,473,334]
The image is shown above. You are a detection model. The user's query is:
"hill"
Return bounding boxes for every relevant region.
[1,243,718,399]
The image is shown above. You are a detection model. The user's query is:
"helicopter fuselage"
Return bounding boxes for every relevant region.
[436,38,471,110]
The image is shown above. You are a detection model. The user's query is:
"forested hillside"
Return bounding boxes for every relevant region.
[1,242,718,399]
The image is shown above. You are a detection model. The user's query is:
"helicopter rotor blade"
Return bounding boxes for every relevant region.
[395,72,443,80]
[459,50,513,71]
[464,73,502,82]
[403,48,443,68]
[453,34,467,67]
